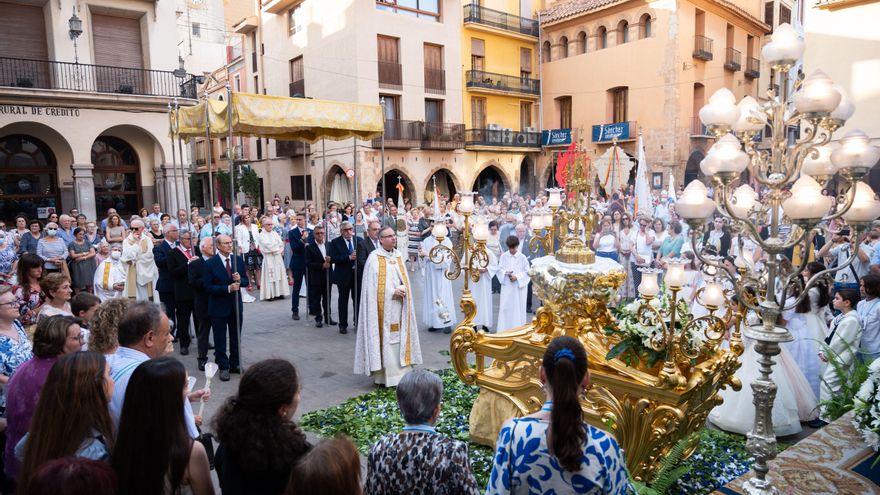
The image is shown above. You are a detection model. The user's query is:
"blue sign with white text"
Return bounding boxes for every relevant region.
[541,129,572,147]
[592,122,631,142]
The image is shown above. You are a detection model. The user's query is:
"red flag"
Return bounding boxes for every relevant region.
[555,142,576,189]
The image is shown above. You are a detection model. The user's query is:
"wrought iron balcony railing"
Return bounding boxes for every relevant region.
[466,69,539,96]
[693,35,713,61]
[372,119,423,148]
[0,57,197,98]
[724,47,742,72]
[424,67,445,95]
[422,122,464,150]
[745,57,760,79]
[465,128,541,148]
[463,3,539,38]
[378,61,402,90]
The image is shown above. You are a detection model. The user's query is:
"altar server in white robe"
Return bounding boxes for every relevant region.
[496,235,531,332]
[93,244,127,301]
[257,216,291,301]
[354,227,422,387]
[420,233,457,333]
[120,219,157,301]
[471,249,497,331]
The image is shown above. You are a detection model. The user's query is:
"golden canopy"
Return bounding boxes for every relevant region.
[171,92,384,143]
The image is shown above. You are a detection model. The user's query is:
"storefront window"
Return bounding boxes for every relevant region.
[0,135,59,221]
[92,136,141,216]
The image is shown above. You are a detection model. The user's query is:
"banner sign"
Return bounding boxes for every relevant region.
[541,128,572,147]
[592,122,631,142]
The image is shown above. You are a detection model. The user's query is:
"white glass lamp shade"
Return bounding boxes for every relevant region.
[794,70,842,115]
[728,184,758,218]
[782,176,831,220]
[700,134,749,176]
[530,215,544,231]
[546,188,564,208]
[733,96,766,133]
[473,219,490,241]
[676,181,716,219]
[541,212,554,228]
[830,85,855,121]
[432,222,448,239]
[703,281,725,308]
[831,130,880,172]
[842,181,880,224]
[801,145,836,178]
[699,88,740,128]
[459,192,475,213]
[761,23,805,65]
[665,260,686,289]
[638,270,660,298]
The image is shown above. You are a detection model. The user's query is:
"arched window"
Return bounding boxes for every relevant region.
[542,40,551,62]
[640,14,652,39]
[597,26,608,49]
[91,136,142,215]
[558,36,569,58]
[577,31,587,54]
[617,20,629,44]
[0,135,59,221]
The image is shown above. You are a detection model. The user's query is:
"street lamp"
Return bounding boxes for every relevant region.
[682,23,880,495]
[68,6,83,64]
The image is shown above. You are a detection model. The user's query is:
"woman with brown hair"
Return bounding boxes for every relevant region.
[485,336,633,494]
[16,352,114,493]
[6,316,84,481]
[286,436,361,495]
[104,214,125,245]
[13,254,44,327]
[36,273,73,322]
[87,298,131,355]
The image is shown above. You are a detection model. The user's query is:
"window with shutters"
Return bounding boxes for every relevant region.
[779,4,791,25]
[764,2,774,25]
[520,102,533,131]
[381,94,400,120]
[424,43,444,94]
[0,3,50,88]
[192,23,201,37]
[471,38,485,71]
[425,99,443,123]
[520,48,532,78]
[556,96,572,129]
[471,97,487,129]
[287,4,301,36]
[289,56,304,97]
[92,14,144,93]
[608,87,628,123]
[377,35,402,90]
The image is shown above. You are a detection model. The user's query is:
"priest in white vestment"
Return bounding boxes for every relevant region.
[471,249,497,331]
[354,227,422,387]
[420,234,457,333]
[93,244,126,302]
[257,217,291,301]
[120,219,157,301]
[496,235,531,332]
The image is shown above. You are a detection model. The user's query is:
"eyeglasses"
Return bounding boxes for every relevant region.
[0,301,17,308]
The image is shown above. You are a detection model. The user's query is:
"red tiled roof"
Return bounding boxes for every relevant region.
[540,0,628,24]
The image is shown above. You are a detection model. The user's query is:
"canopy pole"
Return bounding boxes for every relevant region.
[203,91,215,209]
[321,138,330,324]
[167,102,181,216]
[380,97,386,205]
[176,109,190,211]
[225,84,242,368]
[171,98,185,215]
[352,137,359,318]
[302,153,308,216]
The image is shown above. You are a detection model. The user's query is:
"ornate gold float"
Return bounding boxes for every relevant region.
[436,138,744,481]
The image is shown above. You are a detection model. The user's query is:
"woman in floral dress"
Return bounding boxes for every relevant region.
[13,254,44,328]
[0,285,34,413]
[0,231,18,285]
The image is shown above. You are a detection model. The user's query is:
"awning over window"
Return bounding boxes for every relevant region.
[172,92,384,143]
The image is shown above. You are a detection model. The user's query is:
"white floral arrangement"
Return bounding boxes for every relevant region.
[852,358,880,452]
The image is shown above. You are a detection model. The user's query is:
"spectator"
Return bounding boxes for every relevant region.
[36,222,67,274]
[94,240,111,265]
[17,352,115,491]
[858,274,880,361]
[13,254,44,328]
[88,298,130,355]
[485,336,633,494]
[11,216,28,250]
[286,436,361,495]
[17,220,42,257]
[817,289,863,425]
[112,357,213,495]
[67,228,97,294]
[36,273,73,322]
[104,214,126,245]
[5,315,84,480]
[0,230,17,284]
[84,222,102,248]
[24,457,117,495]
[71,292,100,350]
[0,285,34,412]
[57,215,74,244]
[214,359,311,495]
[364,369,478,494]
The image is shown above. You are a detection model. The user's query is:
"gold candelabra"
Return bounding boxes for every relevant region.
[677,23,880,494]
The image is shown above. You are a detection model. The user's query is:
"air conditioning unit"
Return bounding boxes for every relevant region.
[487,123,502,131]
[524,127,537,133]
[502,128,513,143]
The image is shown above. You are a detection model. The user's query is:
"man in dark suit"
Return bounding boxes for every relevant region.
[167,229,196,356]
[305,224,334,328]
[328,221,357,334]
[288,212,312,320]
[153,224,178,333]
[189,237,214,371]
[204,234,249,381]
[355,220,381,318]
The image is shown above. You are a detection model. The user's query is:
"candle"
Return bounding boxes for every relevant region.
[638,270,660,298]
[842,181,880,224]
[459,192,475,213]
[665,261,686,289]
[703,282,725,308]
[782,176,831,220]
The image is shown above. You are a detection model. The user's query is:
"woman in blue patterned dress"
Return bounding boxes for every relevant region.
[0,231,18,285]
[486,336,633,495]
[0,285,34,412]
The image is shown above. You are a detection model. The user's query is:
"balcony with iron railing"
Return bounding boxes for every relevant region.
[378,61,402,90]
[289,79,305,97]
[724,47,741,72]
[0,57,197,99]
[372,120,423,148]
[745,57,760,79]
[463,3,539,38]
[690,117,711,138]
[424,68,445,95]
[465,69,539,97]
[276,140,310,157]
[422,122,464,150]
[465,128,541,149]
[693,35,713,61]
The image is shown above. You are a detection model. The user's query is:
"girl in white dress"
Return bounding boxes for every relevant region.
[593,216,620,263]
[782,263,831,398]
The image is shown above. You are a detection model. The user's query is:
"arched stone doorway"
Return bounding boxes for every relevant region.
[377,169,415,206]
[326,165,353,207]
[519,156,535,196]
[92,136,142,216]
[473,165,509,200]
[0,135,61,221]
[685,149,705,185]
[425,169,457,204]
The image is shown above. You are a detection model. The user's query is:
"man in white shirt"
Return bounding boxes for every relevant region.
[147,203,163,222]
[171,209,195,233]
